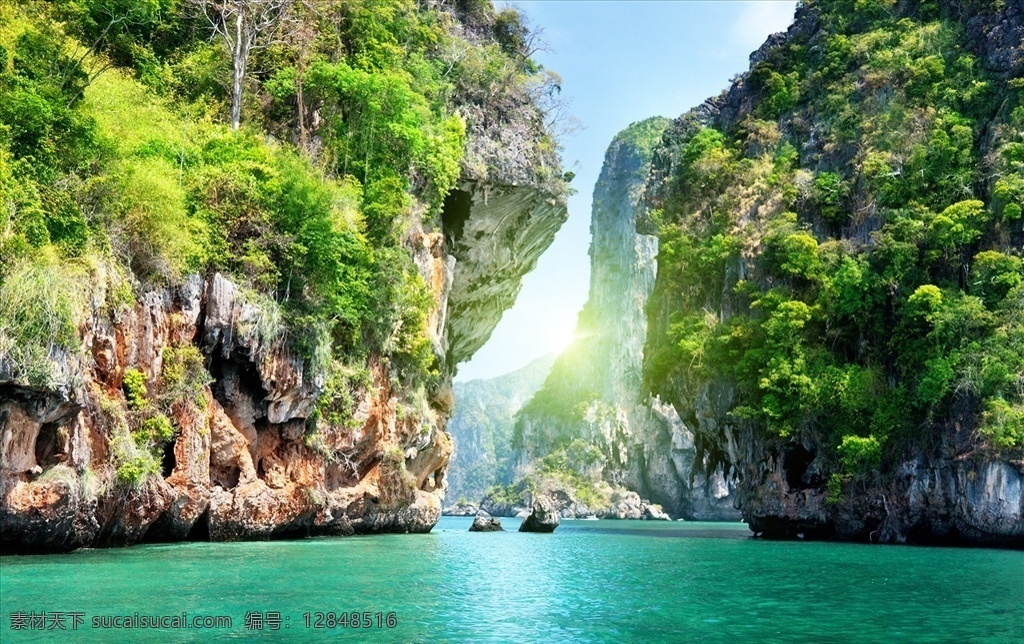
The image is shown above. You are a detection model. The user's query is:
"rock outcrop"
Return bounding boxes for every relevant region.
[2,179,564,552]
[600,491,670,521]
[442,500,479,516]
[512,118,740,520]
[478,479,677,521]
[2,170,566,553]
[519,495,559,533]
[477,489,527,518]
[0,275,404,550]
[1,130,566,558]
[0,1,570,554]
[442,186,567,372]
[691,408,1024,547]
[642,0,1024,547]
[468,511,503,532]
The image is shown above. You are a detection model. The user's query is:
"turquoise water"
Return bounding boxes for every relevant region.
[1,518,1022,642]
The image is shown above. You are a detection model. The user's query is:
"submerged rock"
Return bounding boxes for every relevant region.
[469,512,503,532]
[519,496,559,533]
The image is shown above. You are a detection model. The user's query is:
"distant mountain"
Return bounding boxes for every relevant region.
[447,355,556,503]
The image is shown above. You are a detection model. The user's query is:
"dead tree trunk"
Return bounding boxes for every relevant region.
[194,0,290,131]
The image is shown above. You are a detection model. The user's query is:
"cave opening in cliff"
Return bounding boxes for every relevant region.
[186,508,210,541]
[783,445,816,490]
[271,522,311,541]
[441,188,472,243]
[160,440,176,478]
[214,464,241,490]
[205,340,271,419]
[34,421,64,469]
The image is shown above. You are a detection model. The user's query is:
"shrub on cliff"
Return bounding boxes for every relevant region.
[159,346,212,411]
[981,399,1024,450]
[122,368,149,411]
[0,259,80,376]
[378,446,417,507]
[111,423,161,489]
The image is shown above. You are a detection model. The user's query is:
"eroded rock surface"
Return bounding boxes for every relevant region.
[469,512,503,532]
[442,182,567,371]
[519,495,559,533]
[0,2,568,554]
[2,179,565,553]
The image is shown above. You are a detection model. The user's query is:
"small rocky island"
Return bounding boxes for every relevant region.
[519,497,560,533]
[468,512,503,532]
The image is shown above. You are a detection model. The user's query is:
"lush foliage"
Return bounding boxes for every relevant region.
[481,437,609,512]
[532,438,607,508]
[122,368,148,411]
[159,345,213,410]
[646,0,1024,499]
[0,0,557,446]
[0,255,87,388]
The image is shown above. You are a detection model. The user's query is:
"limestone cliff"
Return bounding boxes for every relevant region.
[1,171,565,551]
[441,185,567,371]
[512,118,739,520]
[643,0,1023,546]
[0,1,568,553]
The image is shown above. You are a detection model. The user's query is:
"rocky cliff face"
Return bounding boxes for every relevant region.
[441,184,567,371]
[0,34,570,554]
[659,379,1024,546]
[512,118,739,520]
[1,161,565,553]
[642,0,1024,546]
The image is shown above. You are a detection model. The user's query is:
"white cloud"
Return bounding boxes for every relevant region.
[730,1,798,52]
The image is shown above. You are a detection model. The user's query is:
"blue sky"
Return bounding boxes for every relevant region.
[455,1,798,382]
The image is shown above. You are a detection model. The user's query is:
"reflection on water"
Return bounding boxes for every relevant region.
[2,518,1022,642]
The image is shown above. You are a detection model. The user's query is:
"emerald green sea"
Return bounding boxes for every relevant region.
[1,518,1021,642]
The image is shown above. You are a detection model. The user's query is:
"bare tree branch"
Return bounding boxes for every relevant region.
[190,0,294,129]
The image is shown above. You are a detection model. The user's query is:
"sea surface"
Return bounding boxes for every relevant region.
[1,518,1021,642]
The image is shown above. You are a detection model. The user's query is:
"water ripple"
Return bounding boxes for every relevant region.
[1,518,1021,642]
